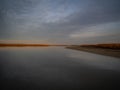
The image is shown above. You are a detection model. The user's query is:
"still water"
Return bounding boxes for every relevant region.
[0,47,120,89]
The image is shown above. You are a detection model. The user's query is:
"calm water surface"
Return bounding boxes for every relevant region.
[0,47,120,89]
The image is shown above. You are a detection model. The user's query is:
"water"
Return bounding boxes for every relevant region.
[0,47,120,89]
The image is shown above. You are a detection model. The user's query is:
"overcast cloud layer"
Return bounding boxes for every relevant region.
[0,0,120,44]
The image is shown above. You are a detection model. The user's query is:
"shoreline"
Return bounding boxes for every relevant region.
[66,46,120,58]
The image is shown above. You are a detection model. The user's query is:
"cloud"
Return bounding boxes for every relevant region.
[62,0,120,27]
[0,0,120,44]
[70,22,120,38]
[69,22,120,44]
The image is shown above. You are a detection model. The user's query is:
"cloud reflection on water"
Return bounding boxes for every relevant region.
[68,50,120,71]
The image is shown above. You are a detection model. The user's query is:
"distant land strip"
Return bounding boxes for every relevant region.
[66,43,120,58]
[0,43,67,47]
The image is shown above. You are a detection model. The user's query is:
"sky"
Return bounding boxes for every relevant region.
[0,0,120,44]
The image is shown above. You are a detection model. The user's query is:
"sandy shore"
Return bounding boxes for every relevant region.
[66,46,120,58]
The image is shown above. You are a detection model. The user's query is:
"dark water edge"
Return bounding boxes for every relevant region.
[0,47,120,90]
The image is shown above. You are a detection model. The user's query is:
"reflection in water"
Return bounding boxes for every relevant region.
[68,50,120,71]
[0,47,120,89]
